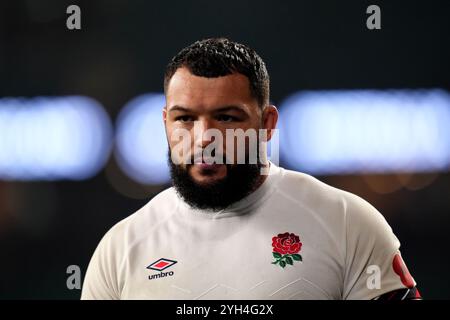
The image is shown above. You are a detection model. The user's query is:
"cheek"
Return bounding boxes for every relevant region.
[166,127,198,166]
[224,126,260,159]
[166,125,192,147]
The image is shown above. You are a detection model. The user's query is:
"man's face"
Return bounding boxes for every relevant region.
[163,67,277,211]
[164,67,263,185]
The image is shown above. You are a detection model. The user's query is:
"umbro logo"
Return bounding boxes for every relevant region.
[147,258,177,271]
[147,258,177,280]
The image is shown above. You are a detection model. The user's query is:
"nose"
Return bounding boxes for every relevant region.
[194,118,217,149]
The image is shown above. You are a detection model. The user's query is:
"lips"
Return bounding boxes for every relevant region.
[197,162,223,170]
[193,158,224,171]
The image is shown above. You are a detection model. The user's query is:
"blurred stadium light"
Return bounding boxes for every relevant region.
[278,89,450,174]
[114,93,170,185]
[0,96,113,180]
[2,90,449,183]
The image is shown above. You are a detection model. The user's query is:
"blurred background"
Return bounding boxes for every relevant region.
[0,0,449,299]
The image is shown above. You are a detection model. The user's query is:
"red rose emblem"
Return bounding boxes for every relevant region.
[272,232,302,255]
[271,232,303,268]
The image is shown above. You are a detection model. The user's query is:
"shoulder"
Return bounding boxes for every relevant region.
[276,166,392,235]
[275,167,350,215]
[108,187,178,236]
[98,187,179,251]
[81,187,180,299]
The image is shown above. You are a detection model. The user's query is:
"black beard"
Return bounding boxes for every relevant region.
[168,151,263,212]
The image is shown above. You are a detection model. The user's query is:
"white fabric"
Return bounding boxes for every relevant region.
[81,162,414,300]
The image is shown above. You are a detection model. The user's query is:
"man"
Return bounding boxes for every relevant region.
[81,38,421,300]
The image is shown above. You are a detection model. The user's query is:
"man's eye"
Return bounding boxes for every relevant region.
[217,115,238,122]
[176,116,194,122]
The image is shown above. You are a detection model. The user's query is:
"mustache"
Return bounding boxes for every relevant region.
[171,148,230,165]
[169,146,260,165]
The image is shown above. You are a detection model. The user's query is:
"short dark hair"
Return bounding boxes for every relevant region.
[164,37,270,107]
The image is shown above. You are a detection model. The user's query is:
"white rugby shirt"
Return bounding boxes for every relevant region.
[81,162,416,300]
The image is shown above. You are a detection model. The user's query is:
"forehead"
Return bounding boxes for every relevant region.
[165,67,256,110]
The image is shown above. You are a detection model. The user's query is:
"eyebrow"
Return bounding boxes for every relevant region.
[168,105,249,114]
[167,105,191,112]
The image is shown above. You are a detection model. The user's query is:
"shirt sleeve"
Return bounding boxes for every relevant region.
[81,229,121,300]
[342,193,417,300]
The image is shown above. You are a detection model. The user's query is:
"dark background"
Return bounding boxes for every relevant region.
[0,0,449,299]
